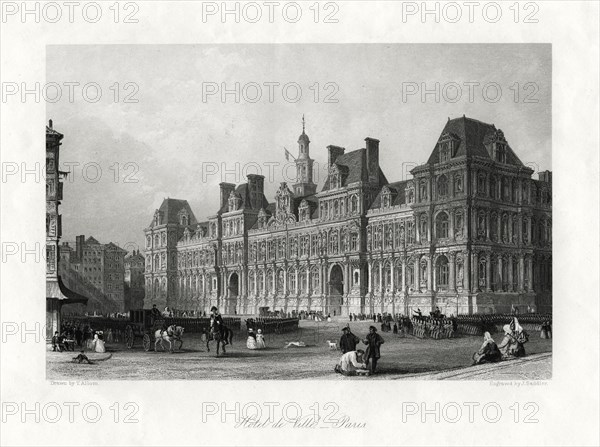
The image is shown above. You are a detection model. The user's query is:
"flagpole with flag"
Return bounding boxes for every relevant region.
[284,147,296,161]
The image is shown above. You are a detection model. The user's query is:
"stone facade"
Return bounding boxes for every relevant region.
[60,235,127,311]
[46,121,88,339]
[143,116,552,316]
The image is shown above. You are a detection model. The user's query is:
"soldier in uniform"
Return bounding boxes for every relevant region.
[210,306,228,345]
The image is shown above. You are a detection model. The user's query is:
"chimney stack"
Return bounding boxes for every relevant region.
[538,170,552,183]
[365,137,380,183]
[219,183,236,210]
[327,145,345,166]
[75,235,84,260]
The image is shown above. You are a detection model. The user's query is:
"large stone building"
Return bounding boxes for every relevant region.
[60,235,127,311]
[46,121,87,339]
[144,116,552,316]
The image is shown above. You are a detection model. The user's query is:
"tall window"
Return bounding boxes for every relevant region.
[406,265,414,287]
[350,233,358,251]
[436,212,449,239]
[329,232,338,254]
[373,262,380,291]
[288,269,296,294]
[350,195,359,213]
[311,267,320,292]
[437,256,449,288]
[383,264,392,290]
[478,258,486,288]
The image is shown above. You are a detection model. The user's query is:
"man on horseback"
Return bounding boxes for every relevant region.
[210,306,228,346]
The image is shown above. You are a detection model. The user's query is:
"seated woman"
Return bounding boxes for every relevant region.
[246,328,257,350]
[472,332,501,365]
[335,349,368,376]
[255,329,266,349]
[498,318,528,359]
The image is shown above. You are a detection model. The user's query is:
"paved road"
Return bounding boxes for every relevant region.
[393,353,552,380]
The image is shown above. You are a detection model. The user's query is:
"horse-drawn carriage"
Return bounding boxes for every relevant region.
[124,309,165,351]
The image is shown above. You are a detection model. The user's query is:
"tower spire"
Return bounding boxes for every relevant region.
[302,114,305,133]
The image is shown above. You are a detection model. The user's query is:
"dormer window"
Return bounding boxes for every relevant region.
[228,191,241,212]
[437,133,460,162]
[440,145,449,162]
[178,209,189,226]
[496,144,507,163]
[329,165,342,189]
[381,187,392,208]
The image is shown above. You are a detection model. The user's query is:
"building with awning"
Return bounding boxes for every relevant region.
[46,120,89,340]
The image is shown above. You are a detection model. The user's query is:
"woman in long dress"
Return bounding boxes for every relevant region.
[255,329,266,349]
[472,331,501,365]
[498,318,528,359]
[246,328,257,350]
[93,333,106,353]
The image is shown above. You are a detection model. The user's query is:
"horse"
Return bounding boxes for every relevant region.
[202,326,233,356]
[154,325,184,352]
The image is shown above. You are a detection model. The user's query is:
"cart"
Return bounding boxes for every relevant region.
[124,309,164,351]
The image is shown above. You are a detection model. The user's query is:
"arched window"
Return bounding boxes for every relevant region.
[436,212,449,239]
[437,175,448,197]
[437,256,449,289]
[351,195,359,213]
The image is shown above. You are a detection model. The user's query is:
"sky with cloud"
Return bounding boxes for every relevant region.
[47,44,551,252]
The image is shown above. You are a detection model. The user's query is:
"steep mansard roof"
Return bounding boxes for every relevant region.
[370,180,408,209]
[322,149,388,191]
[150,198,198,227]
[426,116,525,166]
[217,183,271,215]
